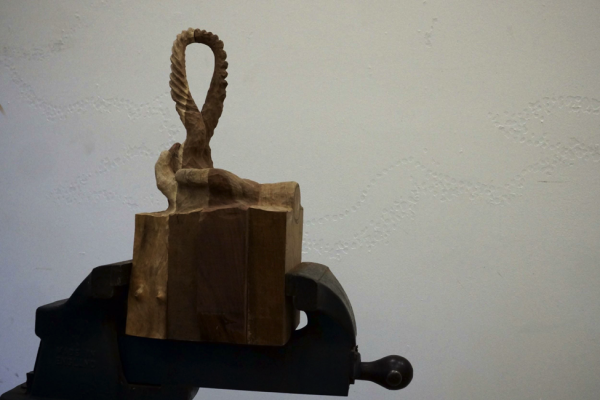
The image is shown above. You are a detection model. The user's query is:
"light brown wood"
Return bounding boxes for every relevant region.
[247,205,303,345]
[126,213,169,339]
[169,28,228,170]
[175,168,260,213]
[155,143,183,213]
[126,28,303,346]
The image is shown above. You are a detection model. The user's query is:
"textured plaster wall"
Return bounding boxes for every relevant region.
[1,1,600,399]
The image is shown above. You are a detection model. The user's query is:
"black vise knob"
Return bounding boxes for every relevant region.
[356,355,413,390]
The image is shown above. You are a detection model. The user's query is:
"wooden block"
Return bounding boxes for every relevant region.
[195,208,248,343]
[167,207,248,343]
[165,211,201,341]
[162,204,302,345]
[126,213,169,339]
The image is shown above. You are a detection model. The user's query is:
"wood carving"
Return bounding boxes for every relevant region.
[126,29,303,346]
[171,28,227,169]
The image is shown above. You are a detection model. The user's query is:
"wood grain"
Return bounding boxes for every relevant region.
[167,207,249,343]
[165,211,201,342]
[126,213,169,339]
[163,203,302,345]
[247,205,303,345]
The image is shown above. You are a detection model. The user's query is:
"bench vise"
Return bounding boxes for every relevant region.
[1,261,412,399]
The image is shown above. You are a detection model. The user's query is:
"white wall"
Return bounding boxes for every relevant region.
[1,1,600,399]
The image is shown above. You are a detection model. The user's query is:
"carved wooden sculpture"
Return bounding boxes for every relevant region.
[126,29,303,346]
[0,29,414,400]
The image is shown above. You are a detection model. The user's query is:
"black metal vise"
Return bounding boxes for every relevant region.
[1,261,412,400]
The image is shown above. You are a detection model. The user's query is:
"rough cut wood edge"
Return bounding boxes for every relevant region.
[246,205,303,345]
[126,214,169,339]
[246,207,287,345]
[258,182,300,213]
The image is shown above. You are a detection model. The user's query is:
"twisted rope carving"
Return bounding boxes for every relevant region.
[170,28,228,169]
